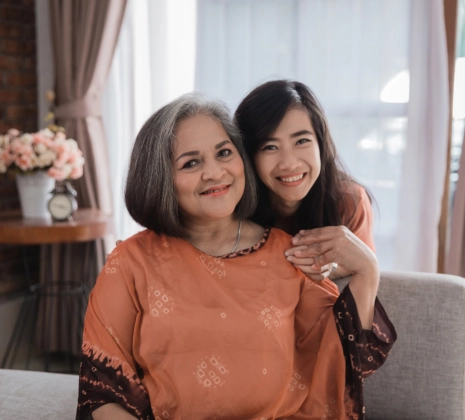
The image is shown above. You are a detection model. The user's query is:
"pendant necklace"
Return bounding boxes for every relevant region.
[230,220,243,253]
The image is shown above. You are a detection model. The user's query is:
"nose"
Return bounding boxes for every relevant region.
[277,148,301,171]
[201,159,226,181]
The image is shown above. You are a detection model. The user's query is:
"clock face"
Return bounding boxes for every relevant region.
[48,194,74,220]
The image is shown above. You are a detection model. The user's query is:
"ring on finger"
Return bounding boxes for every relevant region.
[330,262,338,272]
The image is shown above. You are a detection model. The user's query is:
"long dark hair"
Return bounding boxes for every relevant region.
[125,93,257,237]
[234,79,366,233]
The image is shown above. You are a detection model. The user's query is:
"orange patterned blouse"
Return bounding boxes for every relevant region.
[76,228,395,420]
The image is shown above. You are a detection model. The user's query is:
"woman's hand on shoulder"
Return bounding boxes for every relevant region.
[286,226,379,329]
[284,226,378,281]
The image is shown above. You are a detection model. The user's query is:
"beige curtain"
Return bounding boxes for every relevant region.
[447,129,465,277]
[49,0,127,213]
[44,0,127,358]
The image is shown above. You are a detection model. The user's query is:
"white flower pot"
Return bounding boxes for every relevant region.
[16,171,56,219]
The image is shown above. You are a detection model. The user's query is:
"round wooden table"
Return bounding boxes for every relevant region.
[0,208,112,372]
[0,208,111,244]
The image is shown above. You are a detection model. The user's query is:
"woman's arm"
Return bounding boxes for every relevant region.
[285,226,379,329]
[92,403,138,420]
[77,245,152,420]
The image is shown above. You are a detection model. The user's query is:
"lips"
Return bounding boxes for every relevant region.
[200,184,231,195]
[277,173,306,183]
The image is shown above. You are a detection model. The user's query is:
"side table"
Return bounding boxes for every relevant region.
[0,208,112,372]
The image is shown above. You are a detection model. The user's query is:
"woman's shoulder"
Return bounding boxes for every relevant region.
[267,227,293,249]
[113,229,184,258]
[341,181,370,205]
[339,181,371,219]
[340,181,376,251]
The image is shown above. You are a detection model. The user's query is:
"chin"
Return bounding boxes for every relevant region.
[202,208,237,221]
[276,188,310,203]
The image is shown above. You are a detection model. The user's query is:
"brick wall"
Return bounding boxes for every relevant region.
[0,0,39,296]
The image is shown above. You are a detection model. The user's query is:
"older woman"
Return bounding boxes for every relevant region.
[76,94,395,420]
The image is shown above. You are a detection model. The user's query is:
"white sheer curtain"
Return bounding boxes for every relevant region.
[395,0,449,272]
[195,0,449,272]
[102,0,197,241]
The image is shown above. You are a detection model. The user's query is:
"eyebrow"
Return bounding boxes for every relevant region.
[174,140,232,162]
[266,130,315,141]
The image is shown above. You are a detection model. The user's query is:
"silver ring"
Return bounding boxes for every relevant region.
[330,262,338,272]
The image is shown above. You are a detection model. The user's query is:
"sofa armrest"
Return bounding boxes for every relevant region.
[334,271,465,420]
[0,369,78,420]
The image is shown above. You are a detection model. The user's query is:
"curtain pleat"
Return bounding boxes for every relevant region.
[41,0,127,356]
[447,127,465,276]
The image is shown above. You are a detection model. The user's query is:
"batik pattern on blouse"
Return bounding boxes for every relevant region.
[76,228,396,420]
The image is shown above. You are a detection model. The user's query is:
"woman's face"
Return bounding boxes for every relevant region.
[173,114,245,224]
[254,107,321,210]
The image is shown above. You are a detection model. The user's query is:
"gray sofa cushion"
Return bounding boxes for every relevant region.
[2,271,464,420]
[335,271,465,420]
[0,369,78,420]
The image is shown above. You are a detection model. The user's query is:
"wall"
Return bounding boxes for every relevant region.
[0,0,39,297]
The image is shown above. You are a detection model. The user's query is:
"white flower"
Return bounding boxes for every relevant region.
[62,163,73,178]
[0,135,9,148]
[65,139,79,152]
[34,143,48,154]
[38,150,56,167]
[40,128,55,138]
[20,133,34,145]
[30,154,41,168]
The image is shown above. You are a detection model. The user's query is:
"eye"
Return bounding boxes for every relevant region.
[217,148,232,158]
[260,144,278,151]
[296,138,311,145]
[181,159,200,169]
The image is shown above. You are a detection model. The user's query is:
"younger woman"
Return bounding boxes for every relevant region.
[235,80,376,280]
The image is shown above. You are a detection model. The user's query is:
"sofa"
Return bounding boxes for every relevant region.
[1,271,464,420]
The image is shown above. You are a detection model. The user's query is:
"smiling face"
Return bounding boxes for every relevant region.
[254,107,321,212]
[173,114,246,225]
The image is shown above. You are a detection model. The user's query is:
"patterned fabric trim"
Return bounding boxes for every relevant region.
[333,286,397,419]
[221,228,271,259]
[76,342,154,420]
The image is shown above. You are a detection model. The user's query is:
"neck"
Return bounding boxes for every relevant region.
[269,193,301,217]
[269,193,301,235]
[182,216,242,256]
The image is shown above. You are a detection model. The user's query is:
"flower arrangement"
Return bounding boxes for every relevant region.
[0,127,85,181]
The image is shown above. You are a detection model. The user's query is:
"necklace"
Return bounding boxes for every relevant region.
[230,220,242,253]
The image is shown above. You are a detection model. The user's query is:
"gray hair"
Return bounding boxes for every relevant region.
[125,93,258,237]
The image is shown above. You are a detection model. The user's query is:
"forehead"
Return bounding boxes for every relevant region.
[272,107,314,136]
[174,114,230,152]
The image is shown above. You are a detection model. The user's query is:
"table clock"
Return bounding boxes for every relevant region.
[48,181,78,221]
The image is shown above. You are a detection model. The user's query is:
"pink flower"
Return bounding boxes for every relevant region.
[1,147,14,165]
[68,150,83,164]
[47,166,66,181]
[53,152,71,168]
[70,165,83,179]
[16,155,32,171]
[1,127,85,176]
[33,133,53,148]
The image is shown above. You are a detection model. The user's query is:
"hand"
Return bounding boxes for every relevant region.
[283,254,333,281]
[284,226,377,279]
[285,226,379,329]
